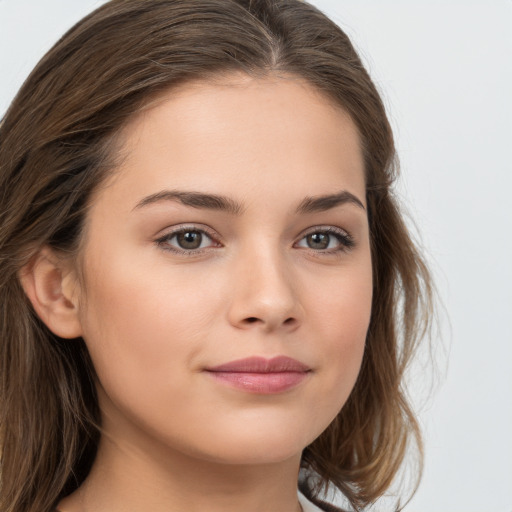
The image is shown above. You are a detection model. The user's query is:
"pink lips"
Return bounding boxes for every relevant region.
[204,356,311,394]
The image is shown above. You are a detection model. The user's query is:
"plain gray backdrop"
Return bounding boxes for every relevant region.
[1,1,511,511]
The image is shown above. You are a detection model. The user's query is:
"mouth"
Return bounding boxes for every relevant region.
[204,356,311,394]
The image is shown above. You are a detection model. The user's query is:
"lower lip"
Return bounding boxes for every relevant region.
[205,371,309,394]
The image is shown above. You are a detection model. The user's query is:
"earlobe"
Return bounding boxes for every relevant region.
[19,248,83,339]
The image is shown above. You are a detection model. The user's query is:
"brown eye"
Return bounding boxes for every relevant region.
[306,232,330,250]
[176,230,203,249]
[156,227,218,253]
[296,227,355,253]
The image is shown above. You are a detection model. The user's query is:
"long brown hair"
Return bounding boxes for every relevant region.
[0,1,433,511]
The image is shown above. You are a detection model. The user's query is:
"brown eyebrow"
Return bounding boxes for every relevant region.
[133,189,365,215]
[133,190,244,215]
[295,190,365,214]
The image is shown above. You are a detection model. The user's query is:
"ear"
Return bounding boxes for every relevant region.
[19,247,83,339]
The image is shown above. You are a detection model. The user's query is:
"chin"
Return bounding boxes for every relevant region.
[184,423,318,466]
[200,443,304,466]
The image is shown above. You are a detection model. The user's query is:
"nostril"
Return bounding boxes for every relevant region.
[240,316,297,328]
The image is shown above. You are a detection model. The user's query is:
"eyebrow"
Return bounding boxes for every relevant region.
[134,190,243,215]
[133,189,365,214]
[296,190,365,213]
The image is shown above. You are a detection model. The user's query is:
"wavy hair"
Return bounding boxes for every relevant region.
[0,1,433,511]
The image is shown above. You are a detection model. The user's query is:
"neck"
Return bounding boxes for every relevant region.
[57,433,304,512]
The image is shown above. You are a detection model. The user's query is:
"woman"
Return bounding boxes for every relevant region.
[0,1,433,511]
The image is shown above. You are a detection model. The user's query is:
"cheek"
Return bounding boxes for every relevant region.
[311,253,372,341]
[304,259,372,414]
[76,263,222,446]
[75,250,222,402]
[80,269,219,366]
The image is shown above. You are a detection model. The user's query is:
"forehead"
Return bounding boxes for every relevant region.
[94,73,366,213]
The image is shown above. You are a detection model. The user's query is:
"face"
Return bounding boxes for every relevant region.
[75,74,372,466]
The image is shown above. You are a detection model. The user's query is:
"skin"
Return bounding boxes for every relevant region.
[45,74,372,512]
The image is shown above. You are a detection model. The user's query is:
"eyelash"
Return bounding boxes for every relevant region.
[155,225,355,257]
[296,226,355,254]
[155,225,221,257]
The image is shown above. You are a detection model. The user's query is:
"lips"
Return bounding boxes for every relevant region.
[206,355,310,373]
[204,356,311,394]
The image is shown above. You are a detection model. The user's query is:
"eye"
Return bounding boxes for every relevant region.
[155,226,219,254]
[295,227,354,253]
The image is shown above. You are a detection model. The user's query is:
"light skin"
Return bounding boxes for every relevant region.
[22,74,372,512]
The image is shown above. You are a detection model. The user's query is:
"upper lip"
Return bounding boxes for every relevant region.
[205,356,310,373]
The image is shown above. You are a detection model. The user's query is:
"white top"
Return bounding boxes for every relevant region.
[298,490,326,512]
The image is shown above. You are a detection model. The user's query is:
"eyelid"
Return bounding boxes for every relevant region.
[299,225,351,238]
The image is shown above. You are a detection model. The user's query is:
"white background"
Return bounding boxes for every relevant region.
[1,1,511,511]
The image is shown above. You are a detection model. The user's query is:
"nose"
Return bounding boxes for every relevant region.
[226,245,302,333]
